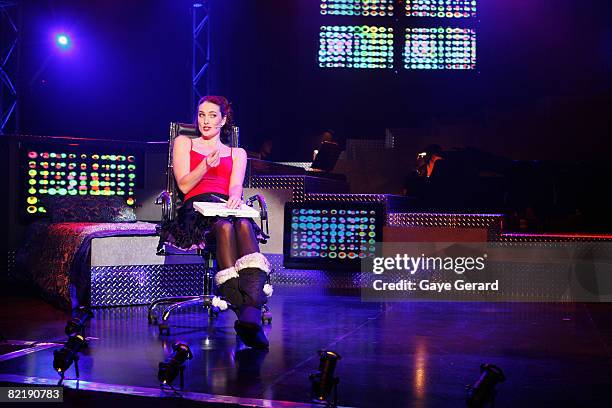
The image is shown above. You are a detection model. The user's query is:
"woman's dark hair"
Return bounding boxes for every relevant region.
[194,95,234,142]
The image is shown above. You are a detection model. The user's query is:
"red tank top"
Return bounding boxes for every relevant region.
[184,146,233,202]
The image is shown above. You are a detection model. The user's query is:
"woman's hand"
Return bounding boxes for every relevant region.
[226,195,243,209]
[205,148,220,168]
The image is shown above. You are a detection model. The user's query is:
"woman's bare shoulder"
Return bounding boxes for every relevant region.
[174,136,193,155]
[174,135,192,146]
[232,147,247,158]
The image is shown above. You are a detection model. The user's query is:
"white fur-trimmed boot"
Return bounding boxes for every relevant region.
[214,266,242,313]
[234,252,271,349]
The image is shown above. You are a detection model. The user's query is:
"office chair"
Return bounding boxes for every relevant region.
[147,122,272,335]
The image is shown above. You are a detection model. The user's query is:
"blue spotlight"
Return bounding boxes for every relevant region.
[56,34,71,49]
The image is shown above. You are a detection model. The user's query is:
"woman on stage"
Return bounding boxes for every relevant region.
[159,95,270,349]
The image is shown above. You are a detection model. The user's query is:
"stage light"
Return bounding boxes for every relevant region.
[309,350,341,406]
[53,333,87,385]
[65,306,94,336]
[466,363,506,407]
[55,34,71,50]
[158,342,193,390]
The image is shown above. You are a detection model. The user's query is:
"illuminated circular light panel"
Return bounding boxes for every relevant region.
[406,0,476,18]
[290,208,377,259]
[318,25,394,69]
[25,149,137,214]
[320,0,394,17]
[403,27,476,70]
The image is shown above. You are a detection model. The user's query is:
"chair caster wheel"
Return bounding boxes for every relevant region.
[262,312,272,325]
[159,324,170,335]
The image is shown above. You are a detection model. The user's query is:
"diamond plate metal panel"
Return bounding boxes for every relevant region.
[90,254,365,304]
[91,264,205,307]
[499,233,612,243]
[266,253,284,273]
[387,212,503,240]
[251,176,305,202]
[250,175,349,202]
[304,193,414,213]
[268,254,584,299]
[386,212,502,229]
[271,268,363,289]
[305,193,387,202]
[488,262,572,301]
[89,245,589,303]
[266,254,367,289]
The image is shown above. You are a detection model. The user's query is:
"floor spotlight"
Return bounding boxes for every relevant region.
[158,342,193,390]
[53,333,87,385]
[466,363,506,407]
[65,306,93,336]
[309,350,341,406]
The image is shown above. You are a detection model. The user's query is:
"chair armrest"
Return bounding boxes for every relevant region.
[155,191,174,222]
[246,194,268,221]
[155,190,171,205]
[246,194,269,236]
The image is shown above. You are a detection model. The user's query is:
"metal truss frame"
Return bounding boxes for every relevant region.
[0,1,19,135]
[191,1,210,114]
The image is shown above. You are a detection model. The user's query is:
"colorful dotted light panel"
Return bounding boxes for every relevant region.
[404,27,476,70]
[318,25,394,69]
[289,208,379,260]
[406,0,476,18]
[320,0,394,17]
[25,149,137,215]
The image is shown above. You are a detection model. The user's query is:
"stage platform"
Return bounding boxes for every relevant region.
[1,285,612,407]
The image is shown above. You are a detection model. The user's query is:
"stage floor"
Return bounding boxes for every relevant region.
[1,286,612,407]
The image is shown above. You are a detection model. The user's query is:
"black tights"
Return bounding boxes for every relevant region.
[213,218,260,270]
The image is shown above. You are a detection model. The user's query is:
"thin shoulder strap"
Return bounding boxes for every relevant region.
[230,146,233,158]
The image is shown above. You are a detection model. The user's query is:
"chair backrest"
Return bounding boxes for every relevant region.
[161,122,240,222]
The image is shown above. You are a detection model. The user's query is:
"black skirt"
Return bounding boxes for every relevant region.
[157,193,267,251]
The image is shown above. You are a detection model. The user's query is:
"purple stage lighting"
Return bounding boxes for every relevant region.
[55,34,71,50]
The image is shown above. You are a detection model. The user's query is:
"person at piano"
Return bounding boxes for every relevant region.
[158,95,271,349]
[255,137,274,161]
[415,144,444,178]
[313,129,339,161]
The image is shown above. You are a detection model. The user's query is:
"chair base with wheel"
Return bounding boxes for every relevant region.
[148,237,273,335]
[147,247,220,335]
